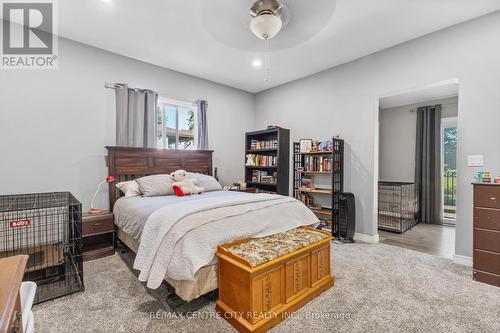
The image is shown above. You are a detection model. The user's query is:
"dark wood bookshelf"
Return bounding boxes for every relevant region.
[293,138,344,236]
[245,166,278,169]
[246,148,278,153]
[245,128,290,196]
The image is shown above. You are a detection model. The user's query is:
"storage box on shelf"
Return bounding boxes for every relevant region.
[245,128,290,196]
[293,138,344,235]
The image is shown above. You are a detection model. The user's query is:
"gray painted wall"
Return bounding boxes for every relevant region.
[379,97,458,182]
[255,11,500,258]
[2,12,500,259]
[0,37,256,211]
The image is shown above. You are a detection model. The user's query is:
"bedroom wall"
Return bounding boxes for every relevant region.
[379,96,458,182]
[255,11,500,258]
[0,37,256,211]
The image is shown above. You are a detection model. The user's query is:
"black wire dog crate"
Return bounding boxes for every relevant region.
[0,192,84,303]
[378,182,419,233]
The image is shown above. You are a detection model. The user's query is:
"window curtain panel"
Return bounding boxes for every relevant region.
[196,100,209,149]
[415,104,442,224]
[115,84,158,148]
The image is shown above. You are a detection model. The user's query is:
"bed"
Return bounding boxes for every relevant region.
[106,147,319,302]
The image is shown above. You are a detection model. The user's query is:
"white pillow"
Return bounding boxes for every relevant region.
[187,173,222,192]
[135,174,174,197]
[115,180,142,198]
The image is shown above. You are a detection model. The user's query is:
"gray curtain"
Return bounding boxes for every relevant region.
[415,104,442,224]
[115,84,158,148]
[196,100,209,150]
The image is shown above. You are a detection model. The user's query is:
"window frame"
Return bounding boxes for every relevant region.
[440,116,457,223]
[157,97,197,150]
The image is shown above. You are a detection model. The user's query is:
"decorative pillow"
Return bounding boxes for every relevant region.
[115,180,142,198]
[187,172,222,192]
[135,174,174,197]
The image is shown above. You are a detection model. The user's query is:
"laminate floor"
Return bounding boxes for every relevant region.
[379,223,455,259]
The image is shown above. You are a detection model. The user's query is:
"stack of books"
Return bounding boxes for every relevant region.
[246,154,277,167]
[295,192,314,207]
[250,139,278,150]
[304,156,333,172]
[251,170,277,184]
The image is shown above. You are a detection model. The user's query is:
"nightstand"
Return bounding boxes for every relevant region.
[82,212,115,261]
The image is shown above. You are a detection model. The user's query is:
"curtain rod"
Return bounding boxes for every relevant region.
[409,103,458,112]
[104,82,198,106]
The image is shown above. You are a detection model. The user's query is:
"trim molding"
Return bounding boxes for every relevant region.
[453,254,472,267]
[353,233,380,244]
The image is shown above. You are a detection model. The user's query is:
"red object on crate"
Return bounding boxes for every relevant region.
[9,220,31,228]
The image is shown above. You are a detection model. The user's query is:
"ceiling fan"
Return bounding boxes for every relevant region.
[249,0,284,82]
[249,0,283,40]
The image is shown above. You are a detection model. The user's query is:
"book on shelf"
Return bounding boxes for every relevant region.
[301,176,314,189]
[303,155,333,172]
[295,192,315,207]
[251,170,277,184]
[250,139,278,150]
[246,154,277,167]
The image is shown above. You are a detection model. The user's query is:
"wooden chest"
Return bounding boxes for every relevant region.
[216,227,333,333]
[473,183,500,287]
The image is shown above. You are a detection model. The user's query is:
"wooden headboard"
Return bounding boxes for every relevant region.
[106,146,213,210]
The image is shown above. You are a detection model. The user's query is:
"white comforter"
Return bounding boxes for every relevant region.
[128,192,318,289]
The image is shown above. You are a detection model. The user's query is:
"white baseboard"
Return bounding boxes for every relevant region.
[353,233,380,243]
[453,254,472,267]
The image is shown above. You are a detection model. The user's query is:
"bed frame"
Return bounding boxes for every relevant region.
[106,146,213,210]
[106,147,216,310]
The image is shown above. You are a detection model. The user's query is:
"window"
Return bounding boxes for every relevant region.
[441,117,457,223]
[157,98,197,149]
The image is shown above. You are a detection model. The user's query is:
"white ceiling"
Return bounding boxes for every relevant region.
[54,0,500,93]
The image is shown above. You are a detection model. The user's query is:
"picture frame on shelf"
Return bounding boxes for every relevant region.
[299,139,313,153]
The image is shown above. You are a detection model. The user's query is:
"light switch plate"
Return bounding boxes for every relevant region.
[468,155,484,167]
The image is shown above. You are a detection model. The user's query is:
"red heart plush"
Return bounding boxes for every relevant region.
[172,184,185,197]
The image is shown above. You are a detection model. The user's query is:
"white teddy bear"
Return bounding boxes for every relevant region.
[170,169,204,196]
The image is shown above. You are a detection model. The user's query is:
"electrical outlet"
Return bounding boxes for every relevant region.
[467,155,484,167]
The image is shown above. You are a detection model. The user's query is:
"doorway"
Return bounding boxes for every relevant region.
[376,80,459,258]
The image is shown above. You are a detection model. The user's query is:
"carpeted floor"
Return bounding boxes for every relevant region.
[33,243,500,333]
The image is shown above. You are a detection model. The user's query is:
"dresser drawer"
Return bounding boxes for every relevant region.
[474,228,500,253]
[474,186,500,209]
[474,208,500,231]
[473,269,500,287]
[473,249,500,275]
[82,217,114,236]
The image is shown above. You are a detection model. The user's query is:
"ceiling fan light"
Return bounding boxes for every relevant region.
[250,14,282,40]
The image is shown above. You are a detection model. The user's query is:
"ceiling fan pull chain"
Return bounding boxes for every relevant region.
[264,37,271,82]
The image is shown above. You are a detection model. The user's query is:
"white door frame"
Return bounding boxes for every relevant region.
[374,78,460,239]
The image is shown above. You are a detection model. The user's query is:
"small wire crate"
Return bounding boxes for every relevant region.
[0,192,84,303]
[378,182,419,233]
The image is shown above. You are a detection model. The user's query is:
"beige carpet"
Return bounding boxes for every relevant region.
[33,243,500,333]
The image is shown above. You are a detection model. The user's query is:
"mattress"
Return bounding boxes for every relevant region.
[113,190,249,239]
[113,191,253,301]
[114,190,319,299]
[116,228,217,302]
